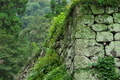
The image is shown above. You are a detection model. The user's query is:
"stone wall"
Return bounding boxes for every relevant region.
[73,4,120,80]
[15,4,120,80]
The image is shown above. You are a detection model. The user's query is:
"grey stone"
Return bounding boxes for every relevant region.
[91,5,104,14]
[106,41,120,57]
[91,57,99,63]
[79,15,94,25]
[74,56,91,69]
[113,13,120,23]
[75,39,104,57]
[105,7,118,14]
[95,15,113,24]
[96,32,113,42]
[92,24,107,31]
[108,23,120,32]
[115,33,120,40]
[74,69,99,80]
[76,24,95,39]
[115,58,120,67]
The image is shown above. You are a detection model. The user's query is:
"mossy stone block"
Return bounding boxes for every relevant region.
[105,7,118,14]
[95,15,113,24]
[76,5,92,15]
[79,15,94,25]
[113,13,120,23]
[74,56,91,69]
[115,33,120,40]
[91,5,104,14]
[108,23,120,32]
[75,39,104,57]
[92,24,107,31]
[76,24,95,39]
[106,41,120,57]
[96,32,113,42]
[74,69,99,80]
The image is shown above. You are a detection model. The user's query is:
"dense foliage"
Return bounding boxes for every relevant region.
[50,0,67,15]
[27,11,72,80]
[93,57,120,80]
[0,0,28,80]
[19,0,51,48]
[72,0,120,7]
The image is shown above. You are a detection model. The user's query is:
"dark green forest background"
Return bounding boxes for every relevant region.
[0,0,68,80]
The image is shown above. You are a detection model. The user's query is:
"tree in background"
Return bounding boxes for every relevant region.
[19,0,51,49]
[50,0,67,15]
[0,0,28,80]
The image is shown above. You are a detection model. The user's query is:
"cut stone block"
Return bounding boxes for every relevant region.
[92,24,107,31]
[75,39,104,57]
[74,69,99,80]
[115,58,120,67]
[76,5,92,15]
[96,32,113,42]
[95,15,113,24]
[105,7,118,14]
[108,23,120,32]
[76,24,95,39]
[106,41,120,57]
[113,13,120,23]
[79,15,94,25]
[115,33,120,40]
[74,56,91,69]
[91,5,104,14]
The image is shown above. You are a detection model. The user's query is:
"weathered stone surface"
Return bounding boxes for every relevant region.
[95,15,113,24]
[79,15,94,25]
[76,24,95,39]
[115,58,120,67]
[96,32,113,42]
[105,7,118,14]
[74,56,91,69]
[74,69,99,80]
[76,5,92,15]
[113,13,120,23]
[108,23,120,32]
[91,57,99,63]
[91,5,104,14]
[106,41,120,57]
[92,24,107,31]
[75,39,104,57]
[115,33,120,40]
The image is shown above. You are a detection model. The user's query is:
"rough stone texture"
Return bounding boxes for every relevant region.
[79,15,94,25]
[76,24,95,39]
[113,13,120,23]
[91,5,104,14]
[74,56,91,69]
[105,7,118,14]
[115,58,120,67]
[76,5,92,15]
[75,39,104,57]
[92,24,108,31]
[74,69,99,80]
[16,4,120,80]
[115,33,120,40]
[108,23,120,32]
[95,15,113,24]
[96,32,113,42]
[106,41,120,57]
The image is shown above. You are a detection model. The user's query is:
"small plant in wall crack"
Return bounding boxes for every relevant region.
[93,57,120,80]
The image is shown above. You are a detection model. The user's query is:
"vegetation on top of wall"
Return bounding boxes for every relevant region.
[93,57,120,80]
[27,9,72,80]
[71,0,120,7]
